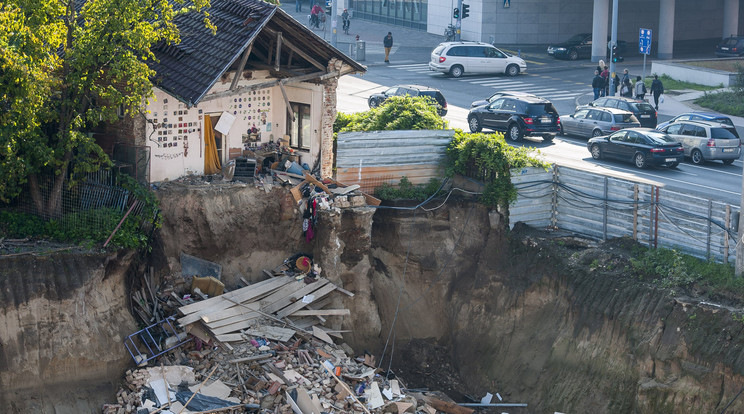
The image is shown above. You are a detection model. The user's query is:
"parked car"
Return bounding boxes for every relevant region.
[367,84,448,116]
[560,107,640,138]
[467,95,560,142]
[715,36,744,57]
[429,41,527,78]
[470,91,537,108]
[655,112,738,135]
[587,128,683,169]
[547,33,627,61]
[657,120,741,165]
[585,96,657,128]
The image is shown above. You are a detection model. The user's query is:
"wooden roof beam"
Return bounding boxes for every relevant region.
[230,44,253,91]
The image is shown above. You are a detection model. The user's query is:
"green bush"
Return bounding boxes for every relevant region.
[336,95,447,133]
[374,177,443,201]
[694,91,744,117]
[446,131,547,208]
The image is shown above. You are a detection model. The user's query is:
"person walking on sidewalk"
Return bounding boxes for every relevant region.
[650,74,664,110]
[383,32,393,63]
[295,0,302,12]
[620,69,632,98]
[341,8,350,34]
[634,75,646,100]
[592,70,604,100]
[600,65,609,97]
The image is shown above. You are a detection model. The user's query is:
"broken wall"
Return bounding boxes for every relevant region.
[0,250,138,413]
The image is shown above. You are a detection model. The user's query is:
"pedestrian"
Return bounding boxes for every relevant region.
[310,2,322,28]
[620,69,632,97]
[592,69,604,100]
[600,65,609,97]
[341,8,350,34]
[612,72,620,95]
[634,75,646,100]
[295,0,302,12]
[383,32,393,63]
[596,59,605,75]
[650,74,664,110]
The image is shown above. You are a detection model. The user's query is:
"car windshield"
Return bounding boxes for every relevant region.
[564,34,587,43]
[645,131,676,144]
[722,38,741,46]
[633,102,656,113]
[711,127,739,139]
[526,103,557,116]
[613,113,638,123]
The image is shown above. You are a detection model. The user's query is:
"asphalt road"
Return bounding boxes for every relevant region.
[338,55,744,205]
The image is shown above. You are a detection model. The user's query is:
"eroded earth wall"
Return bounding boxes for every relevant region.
[0,250,137,413]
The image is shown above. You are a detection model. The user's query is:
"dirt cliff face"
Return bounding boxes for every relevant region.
[0,250,137,413]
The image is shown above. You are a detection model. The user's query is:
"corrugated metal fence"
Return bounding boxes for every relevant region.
[510,166,738,263]
[336,129,454,192]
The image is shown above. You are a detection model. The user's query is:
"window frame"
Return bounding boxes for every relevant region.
[287,102,311,151]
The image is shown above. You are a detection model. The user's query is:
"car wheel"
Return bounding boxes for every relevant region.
[723,159,735,165]
[468,116,482,133]
[590,144,602,160]
[507,123,522,142]
[568,49,579,60]
[592,129,603,138]
[542,134,555,142]
[559,124,565,136]
[449,65,464,78]
[690,149,704,165]
[668,162,679,168]
[634,152,647,169]
[506,64,519,77]
[368,97,379,108]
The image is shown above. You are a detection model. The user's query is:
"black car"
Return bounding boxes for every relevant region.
[715,36,744,57]
[470,90,537,108]
[587,128,684,169]
[467,95,560,142]
[547,33,627,61]
[368,84,448,116]
[586,96,658,128]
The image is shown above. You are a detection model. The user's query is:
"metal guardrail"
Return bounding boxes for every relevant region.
[510,166,738,263]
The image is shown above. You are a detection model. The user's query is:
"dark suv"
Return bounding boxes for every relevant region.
[467,95,560,142]
[368,84,448,116]
[586,96,657,128]
[715,36,744,57]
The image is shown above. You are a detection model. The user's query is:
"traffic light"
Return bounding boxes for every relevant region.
[611,45,624,63]
[462,3,470,18]
[453,7,459,18]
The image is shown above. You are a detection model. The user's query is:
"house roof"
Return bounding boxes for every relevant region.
[149,0,366,106]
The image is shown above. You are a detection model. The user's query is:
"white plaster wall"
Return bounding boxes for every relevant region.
[145,73,323,182]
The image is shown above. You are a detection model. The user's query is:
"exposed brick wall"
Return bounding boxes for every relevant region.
[320,58,342,179]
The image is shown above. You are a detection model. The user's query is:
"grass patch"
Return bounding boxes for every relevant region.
[643,74,720,92]
[630,247,744,297]
[374,177,443,201]
[694,90,744,117]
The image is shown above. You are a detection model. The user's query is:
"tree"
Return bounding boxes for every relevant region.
[0,0,212,217]
[334,95,448,133]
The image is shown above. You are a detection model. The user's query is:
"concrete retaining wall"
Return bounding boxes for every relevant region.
[651,60,738,87]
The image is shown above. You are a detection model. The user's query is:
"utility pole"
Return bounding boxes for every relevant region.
[331,0,337,47]
[455,0,462,41]
[737,164,744,276]
[608,0,618,95]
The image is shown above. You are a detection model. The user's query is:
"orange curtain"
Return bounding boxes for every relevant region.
[204,116,221,174]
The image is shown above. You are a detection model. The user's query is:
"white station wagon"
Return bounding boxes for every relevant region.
[429,41,527,78]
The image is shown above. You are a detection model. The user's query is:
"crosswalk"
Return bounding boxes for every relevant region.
[388,63,584,102]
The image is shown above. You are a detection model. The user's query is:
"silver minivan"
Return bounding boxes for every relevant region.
[659,120,741,165]
[429,41,527,78]
[560,107,640,138]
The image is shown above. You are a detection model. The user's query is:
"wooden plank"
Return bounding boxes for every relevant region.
[177,276,293,325]
[325,178,380,207]
[257,280,308,311]
[209,319,261,336]
[204,312,261,329]
[290,309,350,316]
[276,283,337,318]
[200,302,260,324]
[289,180,308,203]
[244,326,296,342]
[262,279,330,314]
[303,171,332,195]
[229,353,273,364]
[215,333,245,343]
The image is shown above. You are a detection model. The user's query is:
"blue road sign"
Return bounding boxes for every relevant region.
[639,28,652,55]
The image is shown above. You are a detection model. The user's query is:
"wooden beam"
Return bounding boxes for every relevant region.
[201,71,327,103]
[290,309,351,316]
[230,44,253,91]
[274,32,283,72]
[279,83,294,122]
[303,171,332,193]
[266,39,274,66]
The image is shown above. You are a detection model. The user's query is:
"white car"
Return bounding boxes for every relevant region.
[429,41,527,78]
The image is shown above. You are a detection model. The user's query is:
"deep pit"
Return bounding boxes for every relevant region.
[3,181,744,413]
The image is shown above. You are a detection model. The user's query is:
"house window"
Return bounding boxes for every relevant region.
[288,102,311,150]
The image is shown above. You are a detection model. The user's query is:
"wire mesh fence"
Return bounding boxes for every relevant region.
[1,168,157,247]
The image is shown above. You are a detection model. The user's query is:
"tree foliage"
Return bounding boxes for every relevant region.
[0,0,212,215]
[334,95,448,133]
[446,131,548,208]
